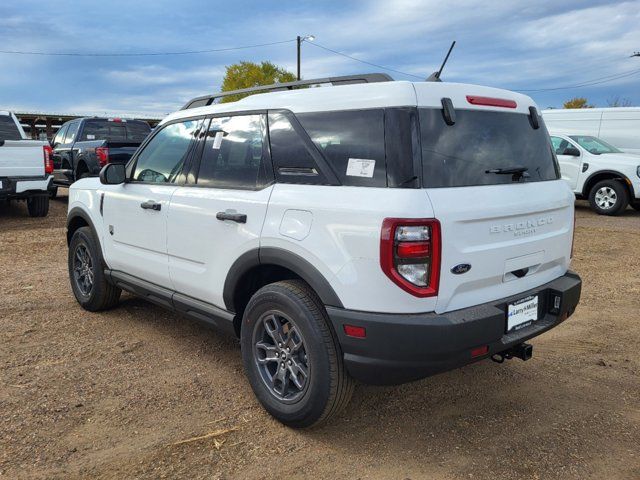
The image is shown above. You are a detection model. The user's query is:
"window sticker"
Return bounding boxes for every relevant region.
[86,134,95,140]
[346,158,376,178]
[212,131,224,150]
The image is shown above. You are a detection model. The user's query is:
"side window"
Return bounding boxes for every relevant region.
[196,114,268,189]
[133,119,200,183]
[64,122,79,144]
[268,112,328,184]
[296,109,387,187]
[53,124,68,146]
[550,136,569,155]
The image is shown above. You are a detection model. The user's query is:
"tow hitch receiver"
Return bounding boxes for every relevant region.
[491,343,533,363]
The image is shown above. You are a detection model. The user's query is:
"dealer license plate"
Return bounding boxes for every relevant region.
[507,295,539,332]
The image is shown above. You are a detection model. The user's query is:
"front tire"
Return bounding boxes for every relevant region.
[588,180,628,216]
[631,202,640,212]
[68,226,121,311]
[240,280,354,428]
[27,195,49,217]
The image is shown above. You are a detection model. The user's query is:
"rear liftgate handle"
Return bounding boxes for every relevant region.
[140,200,161,211]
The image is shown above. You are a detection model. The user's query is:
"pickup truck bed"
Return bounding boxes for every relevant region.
[0,112,52,217]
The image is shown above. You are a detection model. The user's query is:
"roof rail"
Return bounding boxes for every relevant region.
[181,73,394,110]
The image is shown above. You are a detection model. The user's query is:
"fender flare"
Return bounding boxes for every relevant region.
[582,169,635,198]
[67,206,99,245]
[223,247,344,311]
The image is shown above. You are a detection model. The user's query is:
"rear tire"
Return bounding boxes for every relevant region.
[27,195,49,217]
[240,280,354,428]
[49,187,58,199]
[632,202,640,212]
[68,226,121,311]
[588,180,628,216]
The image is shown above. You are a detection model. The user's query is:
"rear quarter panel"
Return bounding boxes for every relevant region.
[262,184,438,313]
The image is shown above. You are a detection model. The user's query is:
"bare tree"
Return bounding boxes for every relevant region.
[606,96,633,107]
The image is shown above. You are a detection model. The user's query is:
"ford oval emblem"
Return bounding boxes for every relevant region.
[451,263,471,275]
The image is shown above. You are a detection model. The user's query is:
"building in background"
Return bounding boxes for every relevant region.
[14,111,162,140]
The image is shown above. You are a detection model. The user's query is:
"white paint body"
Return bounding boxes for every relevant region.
[543,108,640,155]
[0,111,50,191]
[69,81,575,315]
[549,131,640,200]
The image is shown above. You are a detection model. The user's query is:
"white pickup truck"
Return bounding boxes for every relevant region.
[550,132,640,215]
[0,111,53,217]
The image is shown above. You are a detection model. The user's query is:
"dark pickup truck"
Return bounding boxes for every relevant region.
[51,117,151,193]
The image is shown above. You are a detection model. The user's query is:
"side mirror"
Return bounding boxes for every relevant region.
[564,146,580,157]
[99,163,126,185]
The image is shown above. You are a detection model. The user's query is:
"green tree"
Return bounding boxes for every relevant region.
[563,97,593,109]
[220,61,297,103]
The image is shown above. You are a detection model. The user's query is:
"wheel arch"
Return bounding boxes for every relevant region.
[224,248,344,334]
[67,207,98,245]
[582,170,635,198]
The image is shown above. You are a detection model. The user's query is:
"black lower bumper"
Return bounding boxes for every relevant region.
[0,175,52,200]
[327,271,582,385]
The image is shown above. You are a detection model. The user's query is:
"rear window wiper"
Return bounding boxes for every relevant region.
[485,166,529,181]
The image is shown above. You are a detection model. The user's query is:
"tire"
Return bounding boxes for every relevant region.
[632,202,640,212]
[588,180,629,216]
[27,195,49,217]
[68,226,121,311]
[49,187,58,199]
[77,171,90,181]
[240,279,354,428]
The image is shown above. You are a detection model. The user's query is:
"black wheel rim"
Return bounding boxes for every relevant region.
[73,244,94,296]
[252,311,310,403]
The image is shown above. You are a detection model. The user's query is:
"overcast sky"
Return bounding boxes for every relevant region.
[1,0,638,117]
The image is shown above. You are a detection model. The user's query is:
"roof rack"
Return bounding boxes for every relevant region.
[181,73,394,110]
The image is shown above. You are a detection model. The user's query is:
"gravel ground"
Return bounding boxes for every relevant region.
[1,192,638,480]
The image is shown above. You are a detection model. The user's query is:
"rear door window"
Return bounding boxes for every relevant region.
[64,122,79,144]
[81,119,151,142]
[0,115,22,141]
[268,112,330,185]
[196,114,269,189]
[419,108,559,187]
[296,109,387,187]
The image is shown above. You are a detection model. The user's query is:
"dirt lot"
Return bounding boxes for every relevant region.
[1,191,638,480]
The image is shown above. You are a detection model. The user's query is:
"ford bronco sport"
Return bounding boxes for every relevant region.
[66,74,582,427]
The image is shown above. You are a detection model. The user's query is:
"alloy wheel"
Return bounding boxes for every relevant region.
[73,244,94,296]
[252,311,310,403]
[595,186,617,210]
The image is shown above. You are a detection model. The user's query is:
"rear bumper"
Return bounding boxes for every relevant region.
[0,175,52,199]
[327,271,582,385]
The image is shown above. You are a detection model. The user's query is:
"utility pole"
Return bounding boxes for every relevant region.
[296,35,315,81]
[297,36,301,80]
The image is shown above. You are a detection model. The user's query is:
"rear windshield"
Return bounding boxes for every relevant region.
[419,108,559,187]
[81,119,151,142]
[0,115,22,141]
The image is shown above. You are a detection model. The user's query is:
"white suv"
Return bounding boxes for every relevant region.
[550,132,640,215]
[66,74,582,427]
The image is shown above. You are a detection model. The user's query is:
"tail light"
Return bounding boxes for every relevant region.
[380,218,441,297]
[96,147,109,167]
[43,145,53,174]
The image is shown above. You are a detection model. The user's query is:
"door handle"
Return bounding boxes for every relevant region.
[140,200,161,211]
[216,211,247,223]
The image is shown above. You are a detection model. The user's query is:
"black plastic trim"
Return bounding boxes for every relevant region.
[107,270,236,336]
[222,247,343,312]
[327,271,582,385]
[581,169,635,198]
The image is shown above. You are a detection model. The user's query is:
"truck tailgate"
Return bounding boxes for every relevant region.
[0,140,45,177]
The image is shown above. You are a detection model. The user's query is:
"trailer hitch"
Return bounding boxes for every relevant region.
[491,342,533,363]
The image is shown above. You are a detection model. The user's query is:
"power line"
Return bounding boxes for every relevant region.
[0,39,296,57]
[516,67,640,92]
[306,41,424,80]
